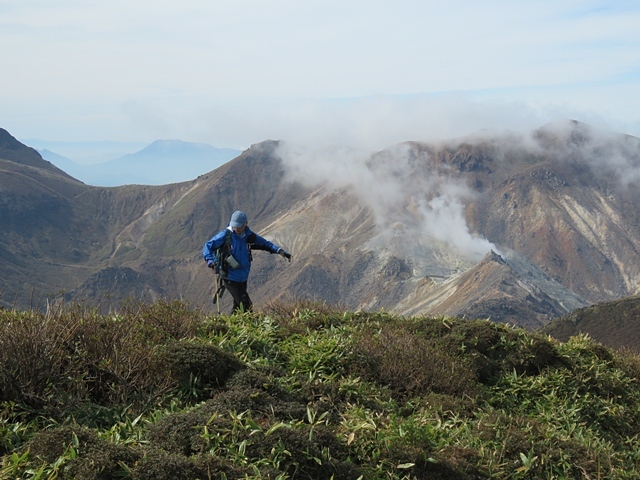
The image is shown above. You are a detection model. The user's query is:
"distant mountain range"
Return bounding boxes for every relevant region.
[20,139,148,164]
[25,139,241,186]
[3,121,640,338]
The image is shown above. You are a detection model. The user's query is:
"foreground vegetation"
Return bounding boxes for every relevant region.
[2,299,640,479]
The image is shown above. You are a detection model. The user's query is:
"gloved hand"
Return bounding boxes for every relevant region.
[277,248,292,261]
[207,260,217,269]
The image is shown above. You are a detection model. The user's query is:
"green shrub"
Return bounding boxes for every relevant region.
[69,313,175,409]
[614,346,640,387]
[432,319,565,383]
[147,402,233,456]
[245,423,360,480]
[4,300,640,479]
[154,339,245,402]
[424,445,482,480]
[117,298,204,342]
[0,301,203,414]
[148,372,310,457]
[471,411,602,479]
[26,424,139,479]
[349,324,481,399]
[0,309,82,408]
[217,369,308,421]
[0,402,42,456]
[129,448,204,480]
[263,298,349,335]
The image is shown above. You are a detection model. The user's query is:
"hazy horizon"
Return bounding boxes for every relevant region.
[1,1,639,153]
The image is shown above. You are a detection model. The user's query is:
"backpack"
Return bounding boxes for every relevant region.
[212,229,232,306]
[214,229,233,275]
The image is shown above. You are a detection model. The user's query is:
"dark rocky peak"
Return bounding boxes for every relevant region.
[0,128,27,151]
[530,121,640,190]
[222,140,284,183]
[0,128,72,177]
[0,128,45,166]
[532,119,640,155]
[239,139,280,155]
[483,249,507,265]
[533,119,593,149]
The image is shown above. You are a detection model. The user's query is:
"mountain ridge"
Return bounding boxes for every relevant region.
[398,249,589,329]
[2,123,640,329]
[1,128,76,180]
[542,295,640,350]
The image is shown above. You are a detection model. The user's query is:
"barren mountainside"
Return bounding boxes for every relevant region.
[542,295,640,351]
[1,122,639,329]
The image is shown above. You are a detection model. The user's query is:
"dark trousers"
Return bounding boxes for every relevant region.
[223,279,253,314]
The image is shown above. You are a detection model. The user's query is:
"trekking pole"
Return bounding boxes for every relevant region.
[213,269,221,315]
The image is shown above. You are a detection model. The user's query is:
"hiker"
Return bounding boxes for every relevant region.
[203,210,291,313]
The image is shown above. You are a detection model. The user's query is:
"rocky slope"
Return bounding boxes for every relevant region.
[542,295,640,351]
[1,122,639,328]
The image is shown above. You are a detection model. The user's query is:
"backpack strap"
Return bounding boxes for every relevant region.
[213,229,232,308]
[217,229,233,274]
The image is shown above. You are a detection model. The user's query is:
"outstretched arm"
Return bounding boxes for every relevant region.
[248,232,292,261]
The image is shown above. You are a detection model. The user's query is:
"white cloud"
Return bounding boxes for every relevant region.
[275,139,500,262]
[416,195,497,261]
[1,0,639,146]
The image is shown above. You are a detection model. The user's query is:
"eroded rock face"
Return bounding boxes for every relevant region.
[2,122,640,329]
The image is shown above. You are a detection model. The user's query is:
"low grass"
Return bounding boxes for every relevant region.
[2,299,640,479]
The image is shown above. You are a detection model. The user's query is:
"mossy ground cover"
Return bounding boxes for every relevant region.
[2,299,640,479]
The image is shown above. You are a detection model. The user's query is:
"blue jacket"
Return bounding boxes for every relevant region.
[203,226,280,282]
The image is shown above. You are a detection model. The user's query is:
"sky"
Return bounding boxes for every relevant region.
[2,0,640,151]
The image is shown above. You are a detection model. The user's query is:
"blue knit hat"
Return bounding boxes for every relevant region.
[229,210,248,228]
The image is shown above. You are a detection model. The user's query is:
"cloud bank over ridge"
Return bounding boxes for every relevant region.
[276,139,498,264]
